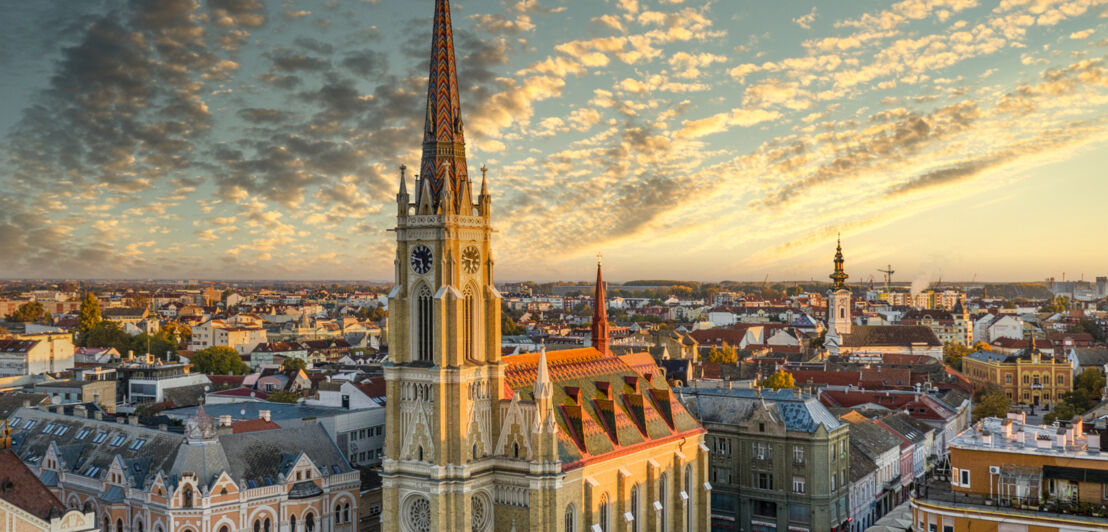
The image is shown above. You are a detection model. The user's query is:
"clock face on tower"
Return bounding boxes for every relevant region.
[461,246,480,274]
[410,245,433,274]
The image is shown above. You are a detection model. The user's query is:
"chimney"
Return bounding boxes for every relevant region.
[128,415,138,425]
[94,411,102,421]
[158,424,168,432]
[259,410,271,422]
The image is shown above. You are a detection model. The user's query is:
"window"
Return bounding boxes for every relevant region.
[334,505,342,524]
[253,521,260,532]
[8,417,19,426]
[464,286,477,360]
[109,435,126,447]
[1023,375,1029,384]
[416,285,433,362]
[758,422,765,432]
[959,469,970,487]
[659,474,668,532]
[93,432,108,444]
[788,504,810,524]
[1005,374,1012,384]
[598,493,610,532]
[305,513,315,532]
[43,423,56,433]
[754,472,773,490]
[22,419,36,429]
[183,486,193,508]
[55,425,69,436]
[792,476,806,494]
[343,504,350,524]
[685,464,693,532]
[564,504,576,532]
[752,442,771,460]
[793,445,805,464]
[630,484,640,532]
[288,517,295,532]
[831,474,836,491]
[752,500,775,518]
[1057,375,1064,385]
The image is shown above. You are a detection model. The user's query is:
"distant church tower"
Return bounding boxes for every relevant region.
[381,0,504,529]
[827,236,852,335]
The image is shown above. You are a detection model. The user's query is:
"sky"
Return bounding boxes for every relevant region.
[1,0,1107,283]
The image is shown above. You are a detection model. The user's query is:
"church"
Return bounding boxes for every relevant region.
[380,1,710,531]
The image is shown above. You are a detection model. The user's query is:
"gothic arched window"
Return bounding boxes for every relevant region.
[463,286,477,361]
[182,486,193,508]
[659,473,668,532]
[630,484,641,532]
[264,518,271,532]
[289,516,296,532]
[685,464,693,532]
[253,520,260,532]
[305,513,315,532]
[334,504,342,524]
[220,527,229,532]
[598,493,610,532]
[564,504,576,532]
[116,519,123,532]
[343,504,350,524]
[416,285,433,362]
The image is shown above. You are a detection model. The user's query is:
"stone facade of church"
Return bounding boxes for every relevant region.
[380,2,710,531]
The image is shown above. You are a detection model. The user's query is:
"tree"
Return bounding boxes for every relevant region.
[759,369,796,390]
[84,321,133,354]
[1046,368,1106,423]
[281,358,308,371]
[706,342,738,364]
[1068,319,1107,343]
[972,383,1011,422]
[190,346,250,375]
[8,301,46,323]
[77,293,101,343]
[943,342,973,371]
[160,321,192,346]
[130,330,179,360]
[502,313,525,336]
[266,390,302,403]
[126,293,149,310]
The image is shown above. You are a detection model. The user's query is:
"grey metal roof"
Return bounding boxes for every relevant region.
[218,424,351,488]
[966,350,1010,363]
[675,387,845,433]
[166,401,376,424]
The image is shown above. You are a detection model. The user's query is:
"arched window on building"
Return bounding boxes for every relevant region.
[182,486,193,508]
[343,504,350,524]
[335,504,342,524]
[685,464,694,532]
[564,504,576,532]
[659,473,668,532]
[416,285,433,362]
[102,516,109,532]
[219,527,229,532]
[116,519,123,532]
[630,484,641,532]
[305,512,315,532]
[264,518,271,532]
[253,520,261,532]
[464,286,476,360]
[136,520,144,532]
[598,493,610,532]
[288,516,296,532]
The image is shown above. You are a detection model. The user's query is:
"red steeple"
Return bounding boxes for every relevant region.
[591,256,610,355]
[418,0,471,214]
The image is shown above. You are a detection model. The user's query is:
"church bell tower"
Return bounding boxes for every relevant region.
[827,236,852,336]
[381,1,504,530]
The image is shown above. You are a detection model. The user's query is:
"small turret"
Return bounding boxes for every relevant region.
[478,164,491,217]
[397,164,410,217]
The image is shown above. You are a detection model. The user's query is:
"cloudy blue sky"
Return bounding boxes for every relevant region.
[1,0,1107,282]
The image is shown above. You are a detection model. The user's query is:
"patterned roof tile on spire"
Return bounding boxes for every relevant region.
[419,0,470,212]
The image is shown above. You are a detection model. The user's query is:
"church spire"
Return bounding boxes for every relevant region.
[591,255,610,355]
[419,0,471,213]
[830,234,849,290]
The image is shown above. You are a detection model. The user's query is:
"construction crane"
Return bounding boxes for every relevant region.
[877,265,895,292]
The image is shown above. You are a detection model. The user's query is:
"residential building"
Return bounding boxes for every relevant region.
[973,313,1024,344]
[0,334,75,376]
[962,342,1072,407]
[9,405,360,532]
[676,387,852,532]
[187,318,267,354]
[33,378,116,413]
[379,3,710,531]
[838,413,903,522]
[911,415,1108,532]
[899,302,973,346]
[248,341,309,369]
[847,448,877,532]
[115,361,209,405]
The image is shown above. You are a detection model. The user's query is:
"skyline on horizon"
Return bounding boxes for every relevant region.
[2,0,1107,283]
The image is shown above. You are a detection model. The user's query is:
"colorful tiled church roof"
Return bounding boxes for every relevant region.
[418,0,470,212]
[504,347,703,469]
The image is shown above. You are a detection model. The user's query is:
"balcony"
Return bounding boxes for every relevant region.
[914,479,1108,521]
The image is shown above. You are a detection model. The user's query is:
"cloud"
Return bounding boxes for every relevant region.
[794,7,819,29]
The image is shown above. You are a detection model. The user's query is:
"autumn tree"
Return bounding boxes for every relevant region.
[707,343,738,364]
[759,369,797,390]
[190,346,250,375]
[83,321,133,354]
[1045,368,1106,424]
[8,301,46,323]
[266,390,302,403]
[77,293,101,343]
[281,358,308,371]
[972,382,1012,422]
[943,342,972,371]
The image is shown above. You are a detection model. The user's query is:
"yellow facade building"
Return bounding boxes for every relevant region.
[911,415,1108,531]
[962,343,1072,407]
[379,2,710,531]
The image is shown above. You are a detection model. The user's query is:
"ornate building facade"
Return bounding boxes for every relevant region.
[10,405,360,532]
[380,2,710,531]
